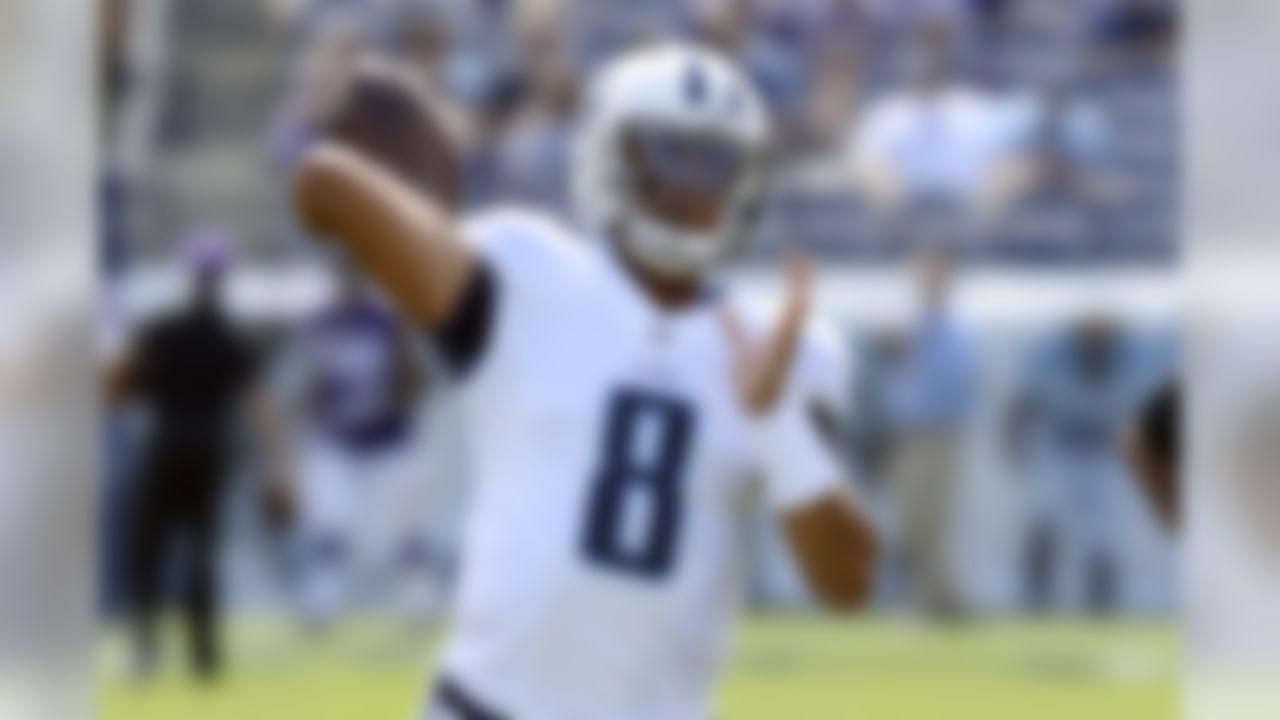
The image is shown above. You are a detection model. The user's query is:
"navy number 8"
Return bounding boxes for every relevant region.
[581,388,695,579]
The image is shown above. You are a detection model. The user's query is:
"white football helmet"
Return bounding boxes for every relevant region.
[572,43,773,280]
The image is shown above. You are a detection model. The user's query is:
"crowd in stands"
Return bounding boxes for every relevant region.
[108,0,1178,265]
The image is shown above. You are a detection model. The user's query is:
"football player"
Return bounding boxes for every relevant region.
[295,43,877,719]
[284,258,440,630]
[1011,315,1156,614]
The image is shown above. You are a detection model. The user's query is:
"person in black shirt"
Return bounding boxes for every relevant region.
[106,232,290,680]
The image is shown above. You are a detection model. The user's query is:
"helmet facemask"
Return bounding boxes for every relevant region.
[571,43,774,281]
[611,124,770,280]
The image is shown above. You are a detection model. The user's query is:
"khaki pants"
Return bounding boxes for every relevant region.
[887,430,965,617]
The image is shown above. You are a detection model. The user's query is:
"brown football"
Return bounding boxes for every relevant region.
[323,57,463,209]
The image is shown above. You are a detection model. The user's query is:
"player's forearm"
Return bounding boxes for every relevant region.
[293,141,475,328]
[783,489,878,612]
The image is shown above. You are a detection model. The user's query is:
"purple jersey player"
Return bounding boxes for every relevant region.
[289,261,440,630]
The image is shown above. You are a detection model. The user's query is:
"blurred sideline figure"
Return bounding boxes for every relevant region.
[281,258,439,630]
[104,229,290,681]
[844,11,1027,218]
[1009,314,1155,614]
[268,9,370,178]
[294,44,877,718]
[880,244,977,619]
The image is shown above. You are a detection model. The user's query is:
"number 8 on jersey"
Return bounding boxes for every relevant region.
[581,387,697,579]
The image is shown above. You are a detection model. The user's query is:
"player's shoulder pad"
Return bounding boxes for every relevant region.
[459,205,585,278]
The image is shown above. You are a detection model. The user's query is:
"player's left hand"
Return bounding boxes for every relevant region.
[721,253,813,416]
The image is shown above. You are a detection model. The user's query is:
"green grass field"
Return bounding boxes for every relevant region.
[101,617,1176,719]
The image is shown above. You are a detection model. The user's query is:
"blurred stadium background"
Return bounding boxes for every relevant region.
[98,0,1178,717]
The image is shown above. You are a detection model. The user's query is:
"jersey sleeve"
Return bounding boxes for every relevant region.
[757,322,853,512]
[432,259,498,375]
[433,206,580,379]
[794,321,853,431]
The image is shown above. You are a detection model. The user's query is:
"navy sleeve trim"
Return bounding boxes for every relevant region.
[432,260,498,378]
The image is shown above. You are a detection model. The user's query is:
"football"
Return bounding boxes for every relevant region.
[323,57,463,209]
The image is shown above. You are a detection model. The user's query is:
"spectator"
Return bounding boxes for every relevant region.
[481,4,580,210]
[843,12,1028,216]
[732,6,813,138]
[880,244,978,619]
[266,0,311,26]
[1091,0,1176,73]
[267,0,398,34]
[799,43,865,153]
[689,0,752,56]
[988,76,1124,259]
[1019,83,1114,203]
[389,2,454,87]
[104,229,291,680]
[267,10,370,173]
[387,3,478,175]
[488,64,578,212]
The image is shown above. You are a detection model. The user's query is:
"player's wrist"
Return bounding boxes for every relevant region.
[753,392,838,510]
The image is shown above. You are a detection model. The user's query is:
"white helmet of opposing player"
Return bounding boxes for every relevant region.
[572,43,772,280]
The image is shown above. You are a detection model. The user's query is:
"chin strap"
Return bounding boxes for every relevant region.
[624,211,725,280]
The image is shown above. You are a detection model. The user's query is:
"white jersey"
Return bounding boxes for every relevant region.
[433,208,848,720]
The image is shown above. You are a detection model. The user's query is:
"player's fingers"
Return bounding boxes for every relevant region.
[744,253,813,414]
